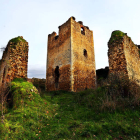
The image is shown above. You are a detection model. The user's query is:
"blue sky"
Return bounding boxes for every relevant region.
[0,0,140,78]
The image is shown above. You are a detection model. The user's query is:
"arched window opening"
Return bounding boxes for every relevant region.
[81,27,85,35]
[55,35,59,40]
[83,49,87,58]
[55,66,60,89]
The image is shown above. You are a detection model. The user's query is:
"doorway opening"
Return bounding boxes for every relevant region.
[55,66,60,89]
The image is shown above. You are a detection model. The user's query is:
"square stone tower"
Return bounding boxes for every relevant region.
[46,17,96,92]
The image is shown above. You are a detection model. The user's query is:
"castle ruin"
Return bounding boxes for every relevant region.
[46,17,96,92]
[0,18,140,93]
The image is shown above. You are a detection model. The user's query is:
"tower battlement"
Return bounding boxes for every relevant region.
[48,17,93,50]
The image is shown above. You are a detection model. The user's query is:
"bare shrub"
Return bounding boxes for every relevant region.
[0,83,11,123]
[100,72,140,111]
[0,47,6,52]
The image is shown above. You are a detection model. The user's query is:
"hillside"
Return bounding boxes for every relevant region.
[0,75,140,140]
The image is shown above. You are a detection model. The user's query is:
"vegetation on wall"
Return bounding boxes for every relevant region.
[9,36,26,44]
[9,36,28,51]
[109,30,126,43]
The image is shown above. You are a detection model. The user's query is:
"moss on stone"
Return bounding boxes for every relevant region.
[109,30,126,43]
[9,36,26,45]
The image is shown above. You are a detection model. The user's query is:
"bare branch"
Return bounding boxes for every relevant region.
[0,46,6,52]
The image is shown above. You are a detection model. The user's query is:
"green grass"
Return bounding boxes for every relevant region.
[0,78,140,140]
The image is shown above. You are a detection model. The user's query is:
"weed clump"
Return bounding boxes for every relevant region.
[98,72,140,111]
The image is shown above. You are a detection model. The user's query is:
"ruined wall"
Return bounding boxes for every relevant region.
[27,78,45,89]
[96,67,109,80]
[46,17,96,92]
[108,31,140,85]
[71,18,96,92]
[46,18,71,91]
[0,36,28,88]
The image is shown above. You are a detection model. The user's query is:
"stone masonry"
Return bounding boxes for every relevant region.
[46,17,96,92]
[108,30,140,85]
[0,36,29,88]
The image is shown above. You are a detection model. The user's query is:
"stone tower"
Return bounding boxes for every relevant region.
[46,17,96,92]
[0,36,29,88]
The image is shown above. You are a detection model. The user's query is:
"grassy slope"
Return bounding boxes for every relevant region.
[0,78,140,140]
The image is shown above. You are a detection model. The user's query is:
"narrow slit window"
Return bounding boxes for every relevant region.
[84,49,87,58]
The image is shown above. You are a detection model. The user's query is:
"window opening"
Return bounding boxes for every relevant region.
[83,49,87,58]
[72,16,76,20]
[55,35,59,40]
[55,66,60,89]
[81,27,85,35]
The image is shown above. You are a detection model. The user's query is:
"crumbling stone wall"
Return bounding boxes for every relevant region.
[0,36,29,88]
[96,67,109,86]
[46,17,96,92]
[27,78,45,89]
[96,67,109,80]
[108,30,140,85]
